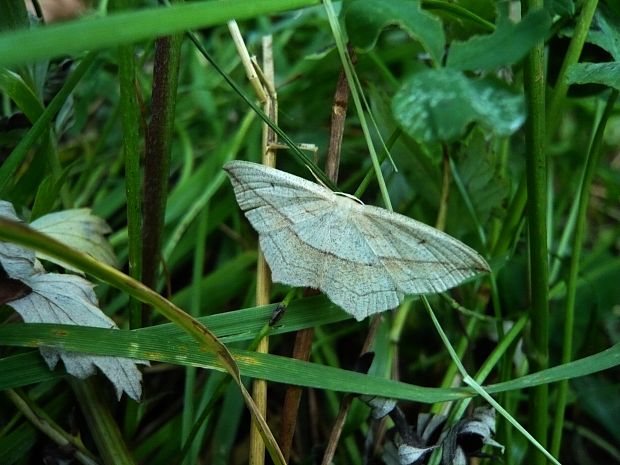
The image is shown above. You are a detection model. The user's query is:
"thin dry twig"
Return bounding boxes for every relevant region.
[228,22,278,465]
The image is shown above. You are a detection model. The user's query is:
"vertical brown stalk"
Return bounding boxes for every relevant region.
[280,57,351,462]
[141,34,182,324]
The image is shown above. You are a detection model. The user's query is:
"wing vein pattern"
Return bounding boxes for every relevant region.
[224,161,489,320]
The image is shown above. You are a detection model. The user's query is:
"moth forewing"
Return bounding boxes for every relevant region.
[224,160,490,320]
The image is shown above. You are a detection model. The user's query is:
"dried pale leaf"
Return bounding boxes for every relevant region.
[30,208,118,269]
[7,272,145,400]
[40,348,143,401]
[1,201,143,400]
[224,161,489,320]
[361,395,398,419]
[9,273,116,326]
[0,241,37,280]
[417,412,447,443]
[398,444,436,465]
[0,200,20,221]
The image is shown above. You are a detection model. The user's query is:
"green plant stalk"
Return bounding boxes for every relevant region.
[117,40,143,330]
[182,205,209,465]
[550,89,619,456]
[0,219,287,464]
[423,297,561,465]
[0,52,97,196]
[450,314,527,420]
[430,316,478,416]
[523,0,550,461]
[494,0,597,269]
[547,0,599,285]
[6,388,99,465]
[491,177,527,258]
[547,0,599,129]
[141,33,182,322]
[71,378,136,465]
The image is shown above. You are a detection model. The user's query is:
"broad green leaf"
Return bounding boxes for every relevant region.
[344,0,445,65]
[447,10,551,71]
[392,68,524,142]
[450,134,510,230]
[565,62,620,90]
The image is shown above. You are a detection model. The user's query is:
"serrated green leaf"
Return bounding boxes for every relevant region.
[344,0,445,65]
[447,10,551,71]
[392,68,524,142]
[565,62,620,90]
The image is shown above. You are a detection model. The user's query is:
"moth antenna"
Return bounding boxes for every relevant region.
[305,164,331,189]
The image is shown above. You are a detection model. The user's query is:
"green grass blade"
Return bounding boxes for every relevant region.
[0,0,320,68]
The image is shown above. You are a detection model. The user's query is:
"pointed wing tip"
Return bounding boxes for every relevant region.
[223,159,253,171]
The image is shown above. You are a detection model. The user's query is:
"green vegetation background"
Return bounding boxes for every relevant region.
[0,1,619,465]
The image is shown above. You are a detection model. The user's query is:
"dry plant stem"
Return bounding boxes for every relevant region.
[228,20,268,104]
[249,34,278,465]
[436,144,451,232]
[280,55,352,461]
[325,48,354,181]
[320,315,382,465]
[280,318,316,460]
[318,54,389,464]
[141,33,182,325]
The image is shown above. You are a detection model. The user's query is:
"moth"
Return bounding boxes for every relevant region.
[224,161,489,320]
